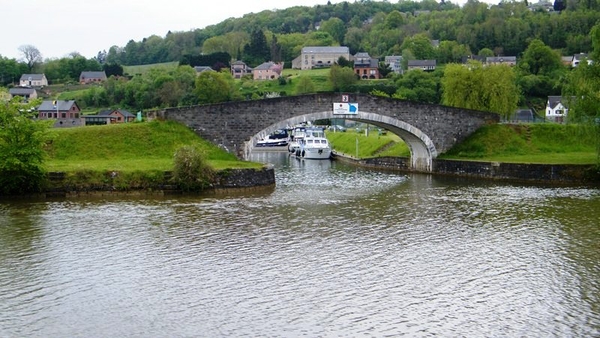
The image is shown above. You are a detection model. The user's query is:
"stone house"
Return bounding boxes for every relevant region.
[79,71,107,84]
[292,46,351,70]
[9,87,38,100]
[252,61,284,80]
[354,52,380,79]
[407,59,437,71]
[19,74,48,87]
[231,60,251,79]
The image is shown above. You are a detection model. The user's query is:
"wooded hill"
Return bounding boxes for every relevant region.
[101,0,599,67]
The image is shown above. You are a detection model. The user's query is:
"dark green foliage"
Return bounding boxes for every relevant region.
[172,145,215,191]
[243,29,270,67]
[103,63,124,77]
[179,52,231,69]
[0,99,49,195]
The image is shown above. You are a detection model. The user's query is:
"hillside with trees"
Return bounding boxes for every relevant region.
[1,0,600,125]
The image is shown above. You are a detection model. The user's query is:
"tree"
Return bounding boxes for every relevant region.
[0,98,50,195]
[320,17,346,45]
[518,39,563,76]
[243,29,270,67]
[18,45,42,71]
[441,62,519,119]
[328,64,357,92]
[194,70,235,104]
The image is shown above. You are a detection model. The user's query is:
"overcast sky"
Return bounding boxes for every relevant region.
[2,0,478,61]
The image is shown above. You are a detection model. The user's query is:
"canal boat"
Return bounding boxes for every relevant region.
[289,126,332,160]
[256,129,290,147]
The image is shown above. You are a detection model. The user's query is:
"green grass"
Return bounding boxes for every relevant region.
[44,120,262,172]
[123,62,179,76]
[327,129,410,158]
[439,123,598,164]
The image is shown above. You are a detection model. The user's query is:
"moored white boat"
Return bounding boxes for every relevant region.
[256,129,290,147]
[289,126,331,160]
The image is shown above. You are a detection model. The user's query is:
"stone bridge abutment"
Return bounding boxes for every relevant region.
[156,93,499,172]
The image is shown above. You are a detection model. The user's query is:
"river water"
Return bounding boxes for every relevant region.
[1,151,599,337]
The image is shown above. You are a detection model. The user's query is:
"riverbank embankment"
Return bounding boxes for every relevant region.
[332,152,600,186]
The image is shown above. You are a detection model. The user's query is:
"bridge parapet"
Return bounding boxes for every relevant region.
[157,93,499,172]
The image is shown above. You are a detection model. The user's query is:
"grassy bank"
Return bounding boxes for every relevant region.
[439,124,598,164]
[326,129,410,158]
[326,123,598,165]
[44,120,262,172]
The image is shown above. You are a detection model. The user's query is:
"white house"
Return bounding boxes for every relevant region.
[19,74,48,87]
[545,96,570,123]
[292,46,350,70]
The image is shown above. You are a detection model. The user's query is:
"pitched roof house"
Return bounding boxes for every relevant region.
[19,74,48,87]
[545,96,570,123]
[231,60,251,79]
[407,59,437,71]
[37,100,84,127]
[9,87,38,100]
[354,52,380,79]
[292,46,351,70]
[252,61,284,80]
[194,66,214,74]
[572,53,592,67]
[79,71,107,84]
[97,109,136,123]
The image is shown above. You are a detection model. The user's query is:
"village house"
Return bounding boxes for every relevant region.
[572,53,592,67]
[252,61,284,80]
[354,52,380,79]
[19,74,48,87]
[407,59,437,71]
[9,87,37,101]
[546,96,570,123]
[37,100,84,127]
[79,71,107,84]
[384,56,403,74]
[231,60,251,79]
[96,109,136,123]
[292,46,351,70]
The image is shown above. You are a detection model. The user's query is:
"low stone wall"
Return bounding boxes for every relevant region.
[33,167,276,198]
[332,154,599,185]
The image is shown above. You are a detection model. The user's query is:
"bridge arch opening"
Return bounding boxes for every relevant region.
[245,110,437,172]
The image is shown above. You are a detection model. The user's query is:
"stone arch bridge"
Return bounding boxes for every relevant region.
[155,93,499,172]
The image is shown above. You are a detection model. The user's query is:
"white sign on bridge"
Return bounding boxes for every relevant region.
[333,102,358,115]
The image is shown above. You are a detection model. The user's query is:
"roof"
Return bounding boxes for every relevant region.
[254,62,283,71]
[19,74,45,81]
[98,109,135,117]
[9,87,36,95]
[194,66,214,73]
[301,46,349,54]
[408,59,437,67]
[547,96,568,109]
[38,100,78,111]
[486,56,517,63]
[232,60,247,65]
[80,71,107,79]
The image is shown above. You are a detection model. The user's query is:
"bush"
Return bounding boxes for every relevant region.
[172,145,215,191]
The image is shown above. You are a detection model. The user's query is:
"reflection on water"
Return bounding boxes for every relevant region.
[0,151,599,337]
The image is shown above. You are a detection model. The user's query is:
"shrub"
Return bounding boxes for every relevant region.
[172,145,215,191]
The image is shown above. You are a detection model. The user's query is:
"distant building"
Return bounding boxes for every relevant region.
[486,56,517,66]
[512,109,535,123]
[407,59,436,71]
[384,56,403,74]
[194,66,214,74]
[572,53,592,67]
[252,61,284,80]
[354,52,380,79]
[231,60,251,79]
[97,109,136,123]
[37,100,84,128]
[546,96,571,123]
[292,46,351,70]
[9,87,37,100]
[79,71,107,84]
[19,74,48,87]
